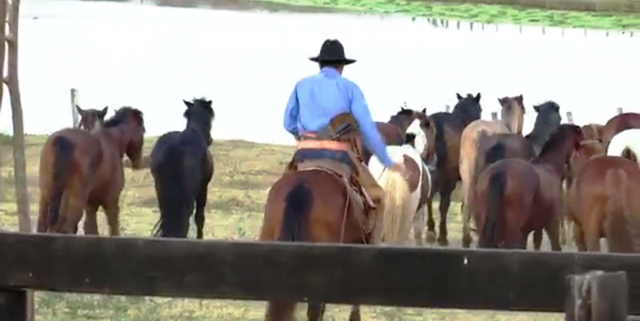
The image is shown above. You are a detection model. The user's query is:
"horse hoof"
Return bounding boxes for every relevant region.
[349,312,361,321]
[426,231,437,243]
[437,238,449,246]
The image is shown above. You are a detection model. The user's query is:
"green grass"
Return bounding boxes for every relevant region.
[0,135,565,321]
[136,0,640,30]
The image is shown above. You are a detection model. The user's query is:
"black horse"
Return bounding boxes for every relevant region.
[150,98,215,239]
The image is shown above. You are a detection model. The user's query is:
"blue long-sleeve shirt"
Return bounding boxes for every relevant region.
[284,67,394,167]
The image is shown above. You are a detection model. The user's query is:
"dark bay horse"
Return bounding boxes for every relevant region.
[425,93,482,245]
[567,156,640,253]
[601,112,640,145]
[76,105,108,131]
[361,107,427,164]
[37,107,146,235]
[461,101,562,246]
[472,124,584,250]
[151,98,215,239]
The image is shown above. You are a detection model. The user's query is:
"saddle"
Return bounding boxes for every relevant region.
[288,113,376,211]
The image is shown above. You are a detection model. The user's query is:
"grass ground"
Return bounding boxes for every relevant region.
[0,135,567,321]
[140,0,640,30]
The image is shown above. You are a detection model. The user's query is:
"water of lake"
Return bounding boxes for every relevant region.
[2,0,638,145]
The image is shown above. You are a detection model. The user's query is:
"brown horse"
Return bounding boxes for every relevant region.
[76,105,108,131]
[361,107,427,164]
[601,112,640,145]
[460,101,561,247]
[567,156,640,253]
[37,107,145,235]
[559,139,606,246]
[472,124,584,250]
[425,93,482,245]
[581,123,604,141]
[261,114,379,321]
[458,95,525,246]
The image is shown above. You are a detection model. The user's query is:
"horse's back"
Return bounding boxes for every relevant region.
[602,113,640,143]
[40,129,102,178]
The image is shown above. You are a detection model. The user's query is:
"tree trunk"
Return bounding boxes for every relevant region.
[0,0,6,231]
[6,0,34,318]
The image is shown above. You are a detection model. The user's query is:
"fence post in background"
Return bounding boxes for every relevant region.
[70,88,80,128]
[566,112,574,124]
[445,105,450,113]
[565,271,628,321]
[617,107,623,115]
[491,112,498,121]
[0,288,27,321]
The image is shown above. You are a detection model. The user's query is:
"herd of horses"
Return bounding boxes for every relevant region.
[30,94,640,321]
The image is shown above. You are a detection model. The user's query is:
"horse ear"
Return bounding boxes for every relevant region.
[100,106,108,117]
[183,100,194,109]
[474,93,481,102]
[516,94,523,103]
[456,93,463,101]
[533,105,541,113]
[75,105,84,115]
[497,98,504,105]
[421,108,426,114]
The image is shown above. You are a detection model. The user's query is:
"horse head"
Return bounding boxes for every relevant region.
[104,106,146,169]
[405,108,437,166]
[76,105,108,132]
[453,93,482,126]
[183,98,215,146]
[533,101,562,132]
[498,95,525,135]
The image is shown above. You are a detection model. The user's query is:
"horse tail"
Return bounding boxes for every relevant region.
[433,117,447,168]
[604,169,640,251]
[279,181,313,242]
[152,144,190,238]
[48,136,75,227]
[479,169,507,248]
[376,165,413,245]
[484,141,506,167]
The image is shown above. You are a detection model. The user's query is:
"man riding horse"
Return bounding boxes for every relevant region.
[283,39,408,232]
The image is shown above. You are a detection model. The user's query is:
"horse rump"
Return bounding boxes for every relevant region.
[48,136,75,227]
[151,143,191,238]
[604,169,640,252]
[478,169,507,248]
[279,181,314,242]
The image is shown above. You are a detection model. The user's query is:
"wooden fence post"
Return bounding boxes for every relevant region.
[70,88,79,128]
[565,270,628,321]
[0,288,27,321]
[491,112,498,121]
[566,112,574,124]
[617,107,623,115]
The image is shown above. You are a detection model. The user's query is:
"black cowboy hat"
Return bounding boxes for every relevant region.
[309,39,356,65]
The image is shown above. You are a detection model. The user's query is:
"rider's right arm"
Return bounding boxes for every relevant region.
[349,83,394,167]
[283,84,300,138]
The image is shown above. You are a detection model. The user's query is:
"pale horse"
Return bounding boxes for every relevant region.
[459,95,526,248]
[368,118,432,245]
[607,128,640,165]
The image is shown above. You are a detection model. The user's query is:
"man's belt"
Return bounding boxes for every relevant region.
[297,133,350,151]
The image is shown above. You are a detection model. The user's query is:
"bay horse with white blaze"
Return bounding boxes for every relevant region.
[261,113,378,321]
[426,93,482,245]
[151,98,215,239]
[76,105,108,131]
[472,124,584,250]
[567,156,640,253]
[37,107,145,235]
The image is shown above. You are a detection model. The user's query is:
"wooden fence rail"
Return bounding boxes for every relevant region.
[0,232,639,316]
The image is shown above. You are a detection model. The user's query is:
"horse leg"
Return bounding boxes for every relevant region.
[265,300,296,321]
[194,186,208,240]
[437,184,455,246]
[83,203,100,235]
[349,304,361,321]
[413,206,426,246]
[37,196,49,233]
[103,198,121,237]
[574,223,586,252]
[425,195,436,243]
[307,302,325,321]
[533,229,543,251]
[62,191,85,234]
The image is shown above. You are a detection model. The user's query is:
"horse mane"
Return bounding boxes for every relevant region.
[537,124,581,158]
[388,108,415,122]
[103,106,144,128]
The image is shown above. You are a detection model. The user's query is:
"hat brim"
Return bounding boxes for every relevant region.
[309,57,356,65]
